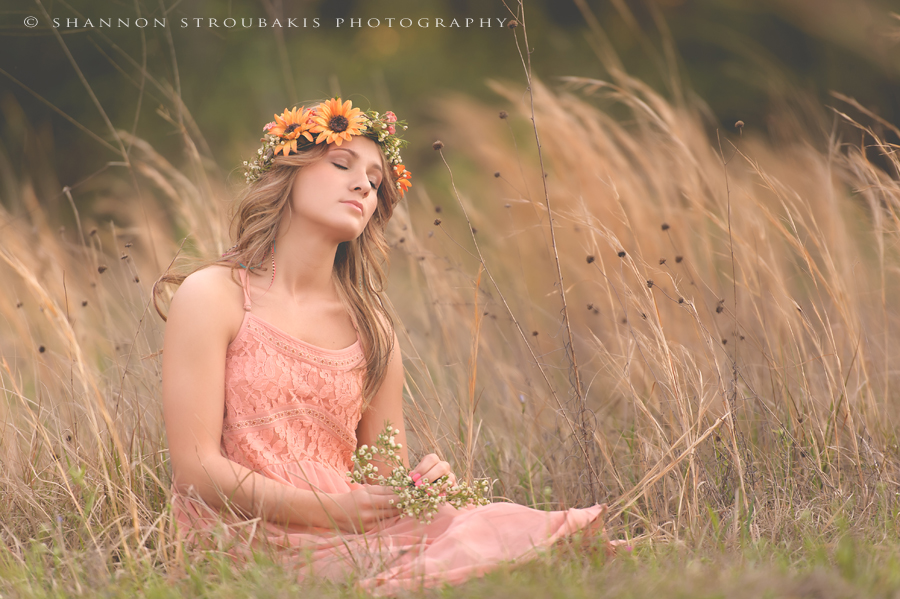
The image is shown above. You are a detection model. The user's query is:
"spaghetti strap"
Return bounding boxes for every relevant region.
[237,268,253,312]
[339,295,360,334]
[348,311,360,334]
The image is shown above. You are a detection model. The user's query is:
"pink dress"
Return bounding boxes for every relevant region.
[172,268,607,594]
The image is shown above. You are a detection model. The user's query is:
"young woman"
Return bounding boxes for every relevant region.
[155,98,610,594]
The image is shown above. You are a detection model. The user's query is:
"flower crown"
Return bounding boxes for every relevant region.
[242,98,412,196]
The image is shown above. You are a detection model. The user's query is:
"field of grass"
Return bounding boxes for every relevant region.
[5,527,900,597]
[2,2,900,597]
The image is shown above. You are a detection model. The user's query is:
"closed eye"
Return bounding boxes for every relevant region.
[334,162,379,190]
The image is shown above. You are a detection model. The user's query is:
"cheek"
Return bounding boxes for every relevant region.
[365,207,381,229]
[366,198,381,220]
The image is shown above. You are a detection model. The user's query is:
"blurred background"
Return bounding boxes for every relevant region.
[1,0,899,226]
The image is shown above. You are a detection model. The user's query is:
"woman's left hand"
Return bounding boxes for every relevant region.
[410,454,456,488]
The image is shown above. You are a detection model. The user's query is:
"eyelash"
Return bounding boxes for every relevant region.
[333,162,378,190]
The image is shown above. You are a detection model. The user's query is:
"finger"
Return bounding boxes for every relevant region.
[437,477,454,493]
[420,461,451,484]
[362,484,398,494]
[412,453,440,476]
[365,491,402,511]
[375,505,403,516]
[369,492,401,506]
[421,459,447,478]
[436,466,455,484]
[372,504,402,519]
[370,506,401,519]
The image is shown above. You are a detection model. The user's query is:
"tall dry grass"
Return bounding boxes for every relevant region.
[1,25,900,593]
[393,75,900,544]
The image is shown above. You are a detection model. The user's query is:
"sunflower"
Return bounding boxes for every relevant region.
[269,106,314,156]
[310,98,368,146]
[393,164,412,196]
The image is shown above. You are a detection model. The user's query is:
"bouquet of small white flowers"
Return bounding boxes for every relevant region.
[347,422,492,522]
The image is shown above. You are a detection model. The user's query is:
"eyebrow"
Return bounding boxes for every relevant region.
[330,147,384,176]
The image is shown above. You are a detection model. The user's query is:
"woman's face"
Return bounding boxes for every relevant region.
[284,135,385,243]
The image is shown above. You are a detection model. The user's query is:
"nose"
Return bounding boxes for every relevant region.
[350,167,371,196]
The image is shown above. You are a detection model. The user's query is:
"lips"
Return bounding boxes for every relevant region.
[341,200,364,214]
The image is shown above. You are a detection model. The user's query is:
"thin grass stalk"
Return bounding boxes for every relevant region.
[466,266,485,484]
[508,0,596,502]
[716,131,750,514]
[434,146,603,505]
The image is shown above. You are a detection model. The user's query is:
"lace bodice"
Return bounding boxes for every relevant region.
[220,269,366,473]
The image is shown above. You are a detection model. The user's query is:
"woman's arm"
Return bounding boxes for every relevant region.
[356,329,456,486]
[355,329,410,473]
[162,268,399,532]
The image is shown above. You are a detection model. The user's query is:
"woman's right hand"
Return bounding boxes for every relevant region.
[326,485,402,533]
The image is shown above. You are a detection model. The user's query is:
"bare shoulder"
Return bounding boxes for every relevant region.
[378,311,398,341]
[167,264,246,346]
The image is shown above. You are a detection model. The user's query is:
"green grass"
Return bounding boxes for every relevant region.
[4,532,900,598]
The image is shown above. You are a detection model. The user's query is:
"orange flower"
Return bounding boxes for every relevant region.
[393,164,412,196]
[269,106,314,156]
[310,98,367,146]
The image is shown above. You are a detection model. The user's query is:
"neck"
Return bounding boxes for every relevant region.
[271,220,342,302]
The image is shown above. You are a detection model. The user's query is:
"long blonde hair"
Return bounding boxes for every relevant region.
[153,143,401,406]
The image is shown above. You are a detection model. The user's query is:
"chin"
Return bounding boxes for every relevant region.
[334,226,367,244]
